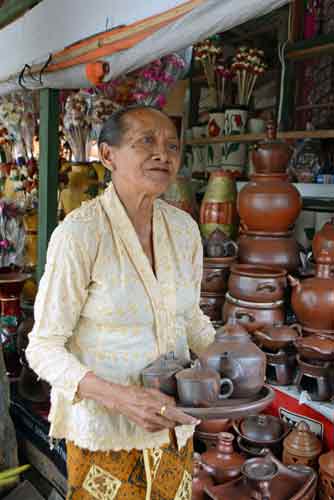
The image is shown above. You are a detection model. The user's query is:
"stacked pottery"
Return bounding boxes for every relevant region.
[200,229,238,325]
[289,220,334,401]
[237,122,302,273]
[223,264,287,333]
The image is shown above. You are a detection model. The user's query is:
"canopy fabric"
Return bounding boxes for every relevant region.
[0,0,290,96]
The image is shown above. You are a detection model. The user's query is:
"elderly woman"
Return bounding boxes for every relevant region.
[26,106,215,500]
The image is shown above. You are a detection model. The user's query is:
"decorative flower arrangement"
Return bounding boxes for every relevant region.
[194,37,223,109]
[63,91,91,162]
[0,200,25,268]
[231,47,267,106]
[215,62,235,109]
[89,94,118,142]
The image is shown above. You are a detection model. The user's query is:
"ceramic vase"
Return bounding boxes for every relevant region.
[221,108,248,176]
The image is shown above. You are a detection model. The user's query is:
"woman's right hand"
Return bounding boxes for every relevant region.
[106,384,199,433]
[78,372,199,433]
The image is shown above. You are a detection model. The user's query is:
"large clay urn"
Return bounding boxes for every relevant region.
[201,432,245,485]
[252,121,293,174]
[237,173,302,233]
[200,171,238,239]
[199,318,266,398]
[312,218,334,264]
[238,230,300,272]
[289,263,334,332]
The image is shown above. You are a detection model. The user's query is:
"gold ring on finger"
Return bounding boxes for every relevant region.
[160,405,167,417]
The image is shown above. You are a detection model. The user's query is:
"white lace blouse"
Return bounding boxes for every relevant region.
[26,182,215,452]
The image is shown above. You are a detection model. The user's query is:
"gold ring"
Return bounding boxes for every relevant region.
[160,405,167,417]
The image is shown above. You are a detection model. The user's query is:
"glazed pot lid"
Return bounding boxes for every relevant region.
[239,415,285,442]
[215,317,250,340]
[283,421,322,457]
[241,457,278,482]
[260,324,301,342]
[230,264,287,278]
[225,292,284,309]
[175,361,219,381]
[142,353,183,376]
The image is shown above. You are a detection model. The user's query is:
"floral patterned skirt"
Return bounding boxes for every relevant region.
[66,432,193,500]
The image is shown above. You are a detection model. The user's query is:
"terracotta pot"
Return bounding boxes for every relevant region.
[252,121,293,174]
[197,418,231,434]
[283,421,322,469]
[223,292,285,333]
[237,173,302,233]
[228,264,287,303]
[201,432,245,485]
[202,257,236,294]
[238,230,300,273]
[199,318,266,398]
[200,292,225,321]
[252,323,302,352]
[205,452,318,500]
[163,176,197,219]
[200,171,238,239]
[294,336,334,362]
[312,218,334,264]
[192,453,214,500]
[175,361,233,406]
[289,263,334,331]
[141,353,184,396]
[319,449,334,500]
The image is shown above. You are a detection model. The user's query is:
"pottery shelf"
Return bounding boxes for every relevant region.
[185,129,334,146]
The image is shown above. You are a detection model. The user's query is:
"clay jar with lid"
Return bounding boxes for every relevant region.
[237,173,302,233]
[199,318,266,398]
[228,264,287,303]
[252,120,293,174]
[201,432,245,485]
[289,263,334,332]
[283,421,322,469]
[192,452,214,500]
[312,218,334,264]
[319,449,334,500]
[238,230,300,273]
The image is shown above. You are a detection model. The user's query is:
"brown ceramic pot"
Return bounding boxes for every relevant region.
[192,453,214,500]
[319,449,334,500]
[200,292,225,321]
[283,421,322,469]
[141,353,185,396]
[199,318,266,398]
[238,230,300,273]
[196,418,231,434]
[237,173,302,233]
[252,121,293,174]
[201,432,245,485]
[223,292,285,333]
[234,415,291,446]
[205,452,318,500]
[289,263,334,331]
[228,264,287,303]
[294,336,334,362]
[252,323,302,352]
[200,171,238,239]
[312,218,334,265]
[202,257,236,294]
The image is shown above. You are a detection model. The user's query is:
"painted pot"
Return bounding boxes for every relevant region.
[228,264,287,303]
[207,112,225,137]
[163,176,197,219]
[220,108,248,176]
[223,293,285,333]
[200,171,238,239]
[238,173,302,233]
[202,256,237,294]
[289,263,334,331]
[238,230,300,273]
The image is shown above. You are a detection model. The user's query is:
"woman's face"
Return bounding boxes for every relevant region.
[100,108,181,197]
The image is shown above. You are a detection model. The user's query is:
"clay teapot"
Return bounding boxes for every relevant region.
[141,352,185,396]
[203,228,238,258]
[289,263,334,332]
[283,421,322,468]
[252,323,302,352]
[192,452,214,500]
[175,361,233,406]
[237,173,302,234]
[201,432,245,484]
[234,415,291,446]
[252,120,293,174]
[312,218,334,264]
[199,318,266,398]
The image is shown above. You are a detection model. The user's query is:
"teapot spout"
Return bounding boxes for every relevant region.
[288,274,301,291]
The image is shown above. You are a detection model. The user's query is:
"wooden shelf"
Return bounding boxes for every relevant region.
[287,33,334,60]
[185,130,334,145]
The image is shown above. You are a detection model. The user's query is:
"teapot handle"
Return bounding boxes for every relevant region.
[225,240,239,257]
[289,323,302,336]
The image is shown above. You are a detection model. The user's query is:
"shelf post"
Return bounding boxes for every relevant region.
[37,88,59,281]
